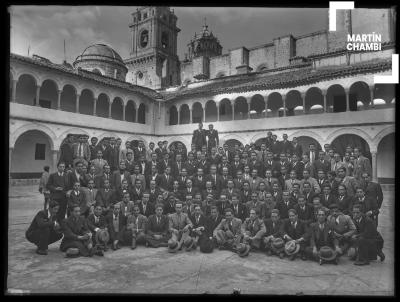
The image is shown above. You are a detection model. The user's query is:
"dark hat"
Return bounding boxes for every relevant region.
[183,236,195,250]
[65,248,80,258]
[318,246,337,261]
[284,240,300,256]
[271,237,285,251]
[95,229,110,244]
[237,243,250,257]
[168,239,179,253]
[199,236,214,253]
[328,203,339,209]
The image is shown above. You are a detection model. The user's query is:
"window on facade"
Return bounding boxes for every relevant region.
[35,143,46,160]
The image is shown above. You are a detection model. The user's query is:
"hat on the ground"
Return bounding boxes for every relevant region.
[183,236,195,250]
[199,236,214,253]
[318,246,337,261]
[168,239,179,253]
[237,243,250,257]
[65,248,80,258]
[95,229,110,245]
[284,240,300,256]
[270,237,285,252]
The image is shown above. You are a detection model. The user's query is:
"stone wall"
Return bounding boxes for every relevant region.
[209,54,230,78]
[75,60,127,82]
[295,32,328,57]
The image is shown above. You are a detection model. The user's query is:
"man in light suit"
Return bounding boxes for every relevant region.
[125,204,148,249]
[353,148,372,181]
[111,161,131,190]
[285,170,301,193]
[241,208,266,250]
[130,164,146,192]
[80,179,98,218]
[300,169,321,194]
[336,167,359,197]
[331,152,346,173]
[90,150,108,177]
[168,201,194,250]
[192,122,207,152]
[119,141,133,163]
[214,207,242,250]
[72,135,91,167]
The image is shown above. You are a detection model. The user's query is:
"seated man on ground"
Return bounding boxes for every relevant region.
[214,208,243,252]
[86,202,108,253]
[168,201,194,252]
[190,204,208,249]
[241,208,266,251]
[145,203,170,248]
[125,204,148,249]
[281,209,309,261]
[26,200,63,255]
[106,203,127,250]
[262,209,285,258]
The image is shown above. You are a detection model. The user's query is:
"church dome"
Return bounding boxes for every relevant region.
[73,43,128,81]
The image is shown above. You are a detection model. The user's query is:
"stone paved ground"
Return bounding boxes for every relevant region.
[7,185,394,295]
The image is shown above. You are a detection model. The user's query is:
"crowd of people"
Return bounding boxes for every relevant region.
[27,122,385,266]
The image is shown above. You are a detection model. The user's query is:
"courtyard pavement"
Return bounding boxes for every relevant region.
[7,185,394,295]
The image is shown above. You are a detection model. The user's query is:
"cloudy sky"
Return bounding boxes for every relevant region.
[10,6,328,64]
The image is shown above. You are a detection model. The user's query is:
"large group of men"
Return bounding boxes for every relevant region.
[27,122,385,266]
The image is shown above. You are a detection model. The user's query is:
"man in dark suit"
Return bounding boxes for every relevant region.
[320,184,338,208]
[26,200,63,255]
[206,165,222,194]
[111,161,131,190]
[131,179,144,203]
[240,181,252,204]
[294,195,314,226]
[105,137,119,172]
[291,137,303,159]
[192,122,207,151]
[219,166,233,191]
[230,194,246,222]
[197,153,210,175]
[274,190,296,220]
[133,141,146,163]
[280,134,293,155]
[189,204,209,248]
[86,203,108,251]
[94,164,112,189]
[361,172,384,226]
[181,178,199,198]
[156,166,175,191]
[281,209,309,260]
[269,135,281,157]
[263,209,284,257]
[351,204,385,265]
[351,187,379,223]
[158,153,173,175]
[106,203,127,250]
[174,142,187,162]
[205,206,222,238]
[95,179,116,215]
[289,154,304,180]
[46,162,70,222]
[58,134,75,169]
[148,180,162,204]
[138,192,155,217]
[206,124,219,153]
[216,194,231,215]
[171,153,184,178]
[231,154,244,179]
[193,168,207,191]
[89,137,98,161]
[138,155,151,178]
[66,161,85,190]
[145,203,170,247]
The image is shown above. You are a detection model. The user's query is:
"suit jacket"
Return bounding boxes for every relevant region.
[130,173,146,191]
[269,141,281,156]
[220,188,241,201]
[168,212,193,231]
[285,179,301,193]
[249,176,263,192]
[86,213,107,232]
[263,218,284,238]
[309,222,338,249]
[95,188,116,208]
[249,160,264,178]
[60,215,90,251]
[231,203,246,221]
[190,213,208,235]
[58,143,74,167]
[158,159,173,174]
[111,170,131,190]
[354,155,372,180]
[138,161,151,178]
[214,217,242,236]
[82,173,96,188]
[94,173,112,189]
[363,181,384,208]
[90,158,108,177]
[352,215,377,239]
[105,145,119,171]
[192,129,207,148]
[289,161,304,180]
[336,194,352,215]
[197,160,210,175]
[350,196,379,217]
[115,187,132,202]
[300,177,321,194]
[163,200,176,215]
[80,187,98,213]
[292,143,303,159]
[171,161,183,178]
[46,172,69,200]
[26,210,59,235]
[68,190,84,209]
[331,161,346,173]
[72,142,91,162]
[245,200,267,219]
[146,214,169,236]
[138,202,155,217]
[156,174,175,191]
[105,212,127,240]
[319,193,338,208]
[275,200,297,219]
[280,140,293,155]
[205,174,223,193]
[339,176,359,197]
[241,218,266,239]
[126,214,148,232]
[148,188,162,204]
[184,160,198,177]
[202,188,217,200]
[192,176,207,191]
[326,213,356,237]
[177,176,190,190]
[216,201,231,215]
[294,204,314,225]
[206,129,219,148]
[66,170,85,190]
[124,159,136,174]
[281,219,308,241]
[133,147,146,163]
[181,187,200,198]
[206,214,223,237]
[240,189,252,204]
[131,187,144,202]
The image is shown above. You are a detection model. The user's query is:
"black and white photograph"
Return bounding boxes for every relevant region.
[8,4,396,295]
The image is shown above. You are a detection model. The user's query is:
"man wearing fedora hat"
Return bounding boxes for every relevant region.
[281,209,309,260]
[60,205,99,257]
[126,204,148,249]
[306,208,340,264]
[168,201,194,252]
[145,203,170,248]
[326,203,356,257]
[241,208,266,251]
[214,208,242,251]
[263,209,285,258]
[26,200,63,255]
[86,203,108,253]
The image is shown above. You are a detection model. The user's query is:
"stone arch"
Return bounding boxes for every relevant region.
[330,134,371,161]
[373,125,395,149]
[111,97,124,120]
[15,74,37,106]
[60,84,77,112]
[377,132,394,182]
[267,92,283,117]
[326,128,373,148]
[219,98,233,121]
[10,123,57,150]
[285,90,302,116]
[169,105,178,125]
[168,136,190,150]
[305,87,324,114]
[138,103,146,124]
[169,140,189,152]
[179,104,190,124]
[250,132,269,145]
[234,96,248,120]
[79,89,95,115]
[224,139,244,151]
[349,81,371,111]
[97,132,120,143]
[38,79,58,109]
[192,102,203,123]
[289,130,324,145]
[11,129,55,178]
[250,94,265,119]
[97,93,110,118]
[205,100,217,122]
[373,84,396,106]
[125,100,136,122]
[327,84,346,113]
[220,134,246,147]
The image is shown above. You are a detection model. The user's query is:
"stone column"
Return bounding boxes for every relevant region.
[177,107,181,124]
[301,92,306,114]
[51,150,59,172]
[247,99,251,119]
[232,102,235,120]
[282,93,286,117]
[57,90,62,110]
[322,90,327,113]
[190,108,193,123]
[11,79,17,103]
[93,98,97,116]
[264,95,268,117]
[216,104,220,121]
[75,94,80,113]
[122,103,126,121]
[35,85,41,106]
[135,106,139,123]
[371,150,378,183]
[369,85,374,108]
[202,106,205,123]
[108,101,112,118]
[9,147,13,177]
[345,88,350,111]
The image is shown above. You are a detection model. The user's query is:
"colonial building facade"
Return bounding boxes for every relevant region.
[9,6,395,183]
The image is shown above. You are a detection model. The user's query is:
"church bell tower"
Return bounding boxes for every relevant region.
[124,6,181,90]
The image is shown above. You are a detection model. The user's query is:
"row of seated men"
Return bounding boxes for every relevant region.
[26,196,384,266]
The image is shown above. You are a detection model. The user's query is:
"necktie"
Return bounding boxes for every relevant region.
[196,215,199,224]
[143,204,146,213]
[157,217,160,224]
[79,143,83,157]
[95,216,99,223]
